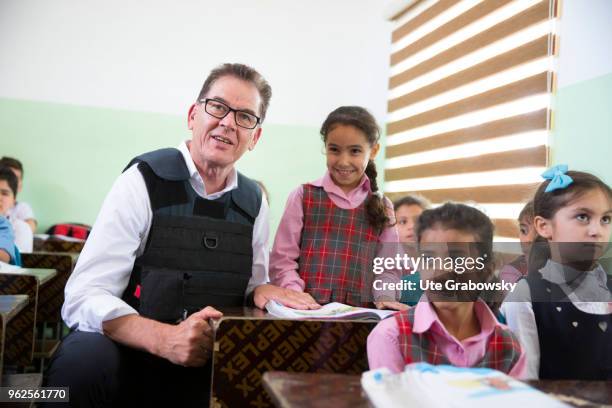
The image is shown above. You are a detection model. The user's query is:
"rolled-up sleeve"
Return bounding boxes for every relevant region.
[62,165,151,333]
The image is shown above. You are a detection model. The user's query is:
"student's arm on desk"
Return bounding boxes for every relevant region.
[263,186,319,310]
[103,307,222,367]
[0,249,9,263]
[253,284,320,309]
[269,186,308,292]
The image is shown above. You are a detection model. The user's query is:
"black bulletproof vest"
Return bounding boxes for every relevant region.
[121,148,262,323]
[526,274,612,380]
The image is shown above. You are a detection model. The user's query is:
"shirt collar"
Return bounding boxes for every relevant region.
[308,170,371,196]
[412,299,498,338]
[178,141,238,196]
[540,259,608,286]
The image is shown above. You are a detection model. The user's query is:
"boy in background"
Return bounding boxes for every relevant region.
[0,167,33,252]
[0,157,37,233]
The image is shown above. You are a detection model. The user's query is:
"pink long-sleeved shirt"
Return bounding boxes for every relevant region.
[367,300,527,379]
[269,171,400,294]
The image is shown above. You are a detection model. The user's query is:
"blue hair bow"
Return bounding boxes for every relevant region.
[542,164,573,192]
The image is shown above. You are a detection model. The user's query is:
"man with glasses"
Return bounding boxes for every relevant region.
[44,63,317,407]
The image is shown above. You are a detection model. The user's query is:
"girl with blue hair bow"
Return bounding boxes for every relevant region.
[501,166,612,380]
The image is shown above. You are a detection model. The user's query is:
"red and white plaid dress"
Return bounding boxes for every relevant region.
[396,307,522,373]
[298,184,379,307]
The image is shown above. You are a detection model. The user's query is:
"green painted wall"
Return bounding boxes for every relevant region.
[7,70,609,244]
[0,98,385,237]
[551,72,612,185]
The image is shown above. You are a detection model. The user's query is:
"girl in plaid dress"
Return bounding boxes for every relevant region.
[368,203,526,378]
[269,106,401,308]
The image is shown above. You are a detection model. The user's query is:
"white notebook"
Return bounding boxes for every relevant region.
[362,364,570,408]
[265,300,395,321]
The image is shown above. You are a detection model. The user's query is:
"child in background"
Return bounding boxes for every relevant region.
[499,201,536,284]
[270,106,399,307]
[0,167,33,253]
[0,157,37,233]
[368,202,526,378]
[394,195,430,306]
[394,195,430,243]
[502,166,612,380]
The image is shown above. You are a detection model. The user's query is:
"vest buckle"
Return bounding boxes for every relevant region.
[203,232,219,249]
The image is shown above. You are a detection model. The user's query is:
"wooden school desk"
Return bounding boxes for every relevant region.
[21,252,78,324]
[0,268,57,365]
[0,295,43,408]
[211,307,378,408]
[33,237,84,254]
[262,372,612,408]
[0,295,29,383]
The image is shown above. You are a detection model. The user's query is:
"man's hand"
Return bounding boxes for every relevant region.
[156,306,223,367]
[374,301,409,311]
[254,284,321,310]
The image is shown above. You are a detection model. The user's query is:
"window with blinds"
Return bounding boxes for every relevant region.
[384,0,558,240]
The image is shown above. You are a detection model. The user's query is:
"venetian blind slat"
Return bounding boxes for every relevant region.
[390,0,426,23]
[386,109,547,158]
[385,183,540,205]
[385,145,547,181]
[493,219,520,238]
[392,0,460,44]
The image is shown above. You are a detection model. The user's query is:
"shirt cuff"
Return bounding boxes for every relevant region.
[65,294,138,334]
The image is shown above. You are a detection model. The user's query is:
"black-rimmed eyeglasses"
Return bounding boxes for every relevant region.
[199,98,261,129]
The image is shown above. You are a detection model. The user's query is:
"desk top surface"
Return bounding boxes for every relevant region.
[0,268,57,285]
[262,371,612,408]
[0,295,29,322]
[28,251,79,261]
[215,307,385,323]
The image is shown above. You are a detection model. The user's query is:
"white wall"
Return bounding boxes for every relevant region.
[556,0,612,87]
[0,0,393,126]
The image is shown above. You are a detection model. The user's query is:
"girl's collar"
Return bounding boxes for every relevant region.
[539,259,606,285]
[316,171,371,196]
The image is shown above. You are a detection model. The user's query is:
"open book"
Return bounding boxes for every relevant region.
[265,300,396,321]
[362,364,569,408]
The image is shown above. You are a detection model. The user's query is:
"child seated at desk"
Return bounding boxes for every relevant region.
[0,166,33,253]
[0,157,37,233]
[367,203,526,378]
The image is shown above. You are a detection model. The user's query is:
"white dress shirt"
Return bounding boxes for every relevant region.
[8,201,35,222]
[62,142,270,333]
[501,260,612,379]
[9,217,33,253]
